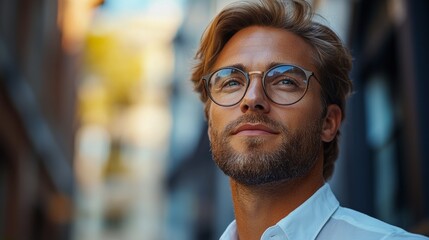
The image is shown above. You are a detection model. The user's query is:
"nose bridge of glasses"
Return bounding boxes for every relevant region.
[246,70,264,87]
[244,70,266,100]
[248,70,264,79]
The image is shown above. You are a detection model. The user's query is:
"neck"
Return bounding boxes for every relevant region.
[230,158,324,240]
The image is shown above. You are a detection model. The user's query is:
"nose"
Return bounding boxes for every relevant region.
[239,73,271,113]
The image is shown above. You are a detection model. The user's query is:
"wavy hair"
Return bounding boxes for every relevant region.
[191,0,353,180]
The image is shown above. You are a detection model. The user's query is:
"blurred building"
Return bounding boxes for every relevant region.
[0,0,100,239]
[0,0,77,239]
[336,0,429,234]
[73,1,185,240]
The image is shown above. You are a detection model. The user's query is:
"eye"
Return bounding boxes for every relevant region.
[219,78,245,92]
[268,75,303,93]
[222,79,241,87]
[277,78,298,86]
[273,77,299,87]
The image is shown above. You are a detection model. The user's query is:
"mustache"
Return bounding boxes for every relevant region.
[224,113,287,135]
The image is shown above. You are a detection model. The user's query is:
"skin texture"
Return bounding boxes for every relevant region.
[207,26,342,240]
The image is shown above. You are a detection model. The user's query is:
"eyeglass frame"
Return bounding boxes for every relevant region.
[202,64,320,107]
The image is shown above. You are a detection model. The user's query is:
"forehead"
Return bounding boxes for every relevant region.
[213,26,316,72]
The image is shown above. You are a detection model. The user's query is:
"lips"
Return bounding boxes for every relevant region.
[232,123,279,135]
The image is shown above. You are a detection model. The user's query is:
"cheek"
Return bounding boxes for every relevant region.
[294,90,325,119]
[207,105,223,133]
[272,103,323,130]
[208,105,239,135]
[204,101,211,121]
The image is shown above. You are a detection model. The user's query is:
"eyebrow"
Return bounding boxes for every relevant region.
[222,62,288,72]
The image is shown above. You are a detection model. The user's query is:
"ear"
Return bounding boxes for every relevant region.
[321,104,342,142]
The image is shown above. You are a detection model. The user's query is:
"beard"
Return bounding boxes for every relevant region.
[209,113,323,186]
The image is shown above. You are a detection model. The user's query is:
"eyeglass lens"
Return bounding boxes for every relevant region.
[207,65,309,106]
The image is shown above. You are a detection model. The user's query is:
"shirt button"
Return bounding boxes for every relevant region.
[261,226,287,240]
[269,234,284,240]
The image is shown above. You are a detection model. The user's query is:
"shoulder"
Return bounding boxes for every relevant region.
[317,206,428,240]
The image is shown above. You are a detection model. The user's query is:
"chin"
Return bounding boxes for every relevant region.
[232,137,279,152]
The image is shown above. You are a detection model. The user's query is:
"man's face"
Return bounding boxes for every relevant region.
[207,26,326,186]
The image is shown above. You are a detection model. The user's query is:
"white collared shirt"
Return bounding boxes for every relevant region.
[220,184,428,240]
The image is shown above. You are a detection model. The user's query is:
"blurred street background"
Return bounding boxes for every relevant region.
[1,0,428,239]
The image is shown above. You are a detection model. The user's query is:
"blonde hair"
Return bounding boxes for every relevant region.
[191,0,353,180]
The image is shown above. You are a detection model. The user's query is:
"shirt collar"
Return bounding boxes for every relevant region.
[271,183,339,239]
[220,220,238,240]
[219,183,339,240]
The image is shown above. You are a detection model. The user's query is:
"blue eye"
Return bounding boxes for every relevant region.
[220,78,245,93]
[268,76,303,93]
[224,80,240,87]
[278,78,297,85]
[273,77,299,87]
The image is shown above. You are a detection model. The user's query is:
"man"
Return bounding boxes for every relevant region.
[191,0,428,239]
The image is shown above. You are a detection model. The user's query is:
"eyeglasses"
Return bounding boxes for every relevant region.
[202,64,317,107]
